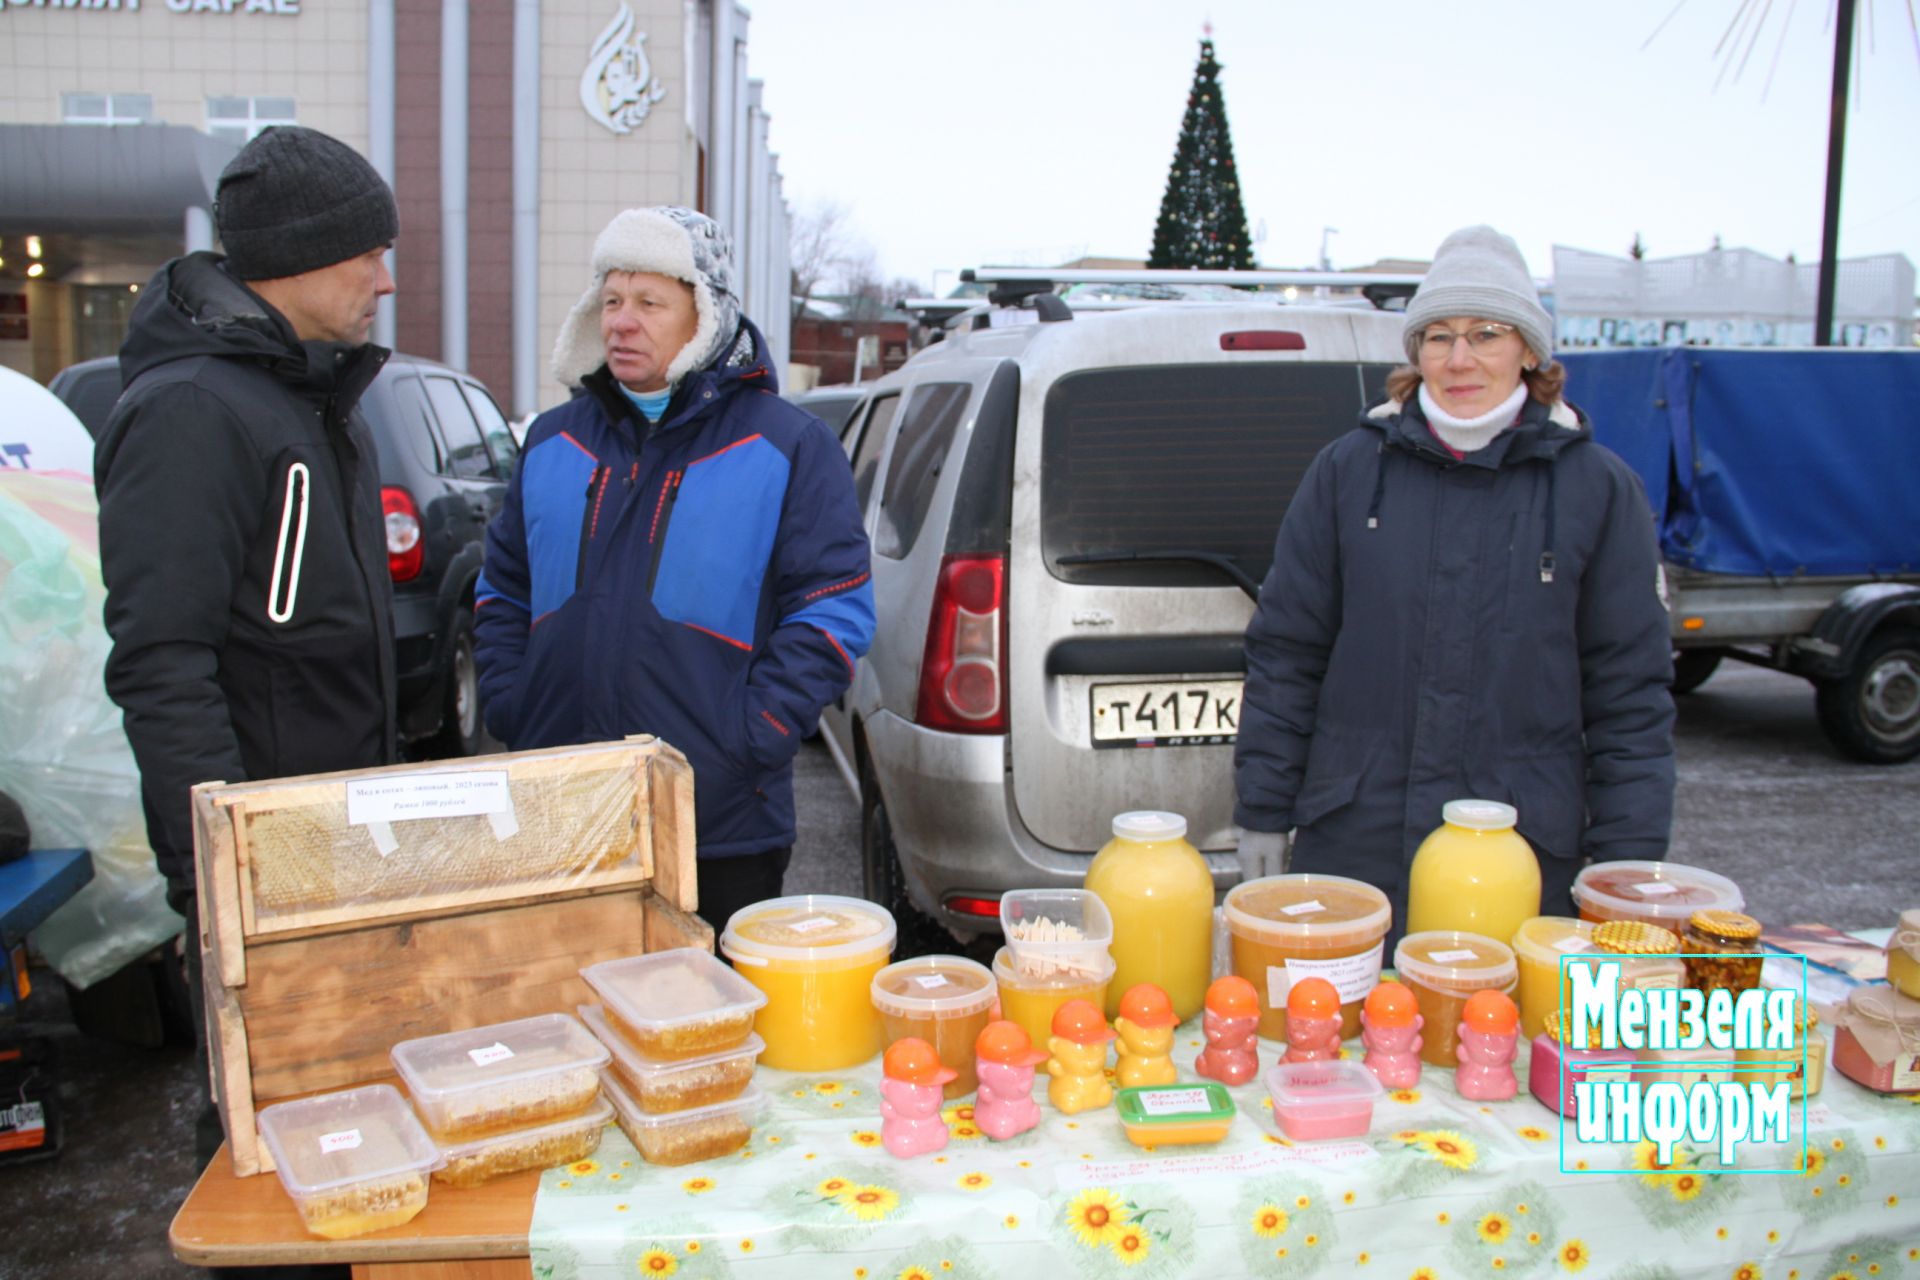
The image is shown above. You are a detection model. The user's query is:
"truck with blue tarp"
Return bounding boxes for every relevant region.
[1560,347,1920,763]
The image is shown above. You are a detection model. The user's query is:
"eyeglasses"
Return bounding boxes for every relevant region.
[1418,322,1518,356]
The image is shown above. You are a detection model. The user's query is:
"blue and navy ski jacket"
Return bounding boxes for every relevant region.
[473,320,875,858]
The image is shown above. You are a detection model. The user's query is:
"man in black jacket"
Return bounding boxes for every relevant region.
[96,126,399,1186]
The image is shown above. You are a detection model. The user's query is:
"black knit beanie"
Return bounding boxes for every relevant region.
[214,126,399,281]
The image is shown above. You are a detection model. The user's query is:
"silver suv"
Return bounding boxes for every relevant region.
[820,282,1409,950]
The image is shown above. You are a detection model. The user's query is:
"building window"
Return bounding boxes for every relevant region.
[62,93,154,126]
[207,96,297,145]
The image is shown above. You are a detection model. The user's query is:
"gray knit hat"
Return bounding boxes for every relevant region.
[214,126,398,281]
[1403,225,1553,365]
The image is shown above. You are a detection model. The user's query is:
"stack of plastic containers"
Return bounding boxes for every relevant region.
[994,889,1116,1062]
[580,949,769,1166]
[389,1012,612,1188]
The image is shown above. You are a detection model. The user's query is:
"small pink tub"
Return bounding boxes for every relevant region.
[1263,1059,1384,1141]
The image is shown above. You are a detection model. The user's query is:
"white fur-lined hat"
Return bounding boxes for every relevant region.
[550,206,741,390]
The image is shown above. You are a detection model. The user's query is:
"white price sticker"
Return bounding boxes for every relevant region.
[1138,1088,1212,1117]
[787,914,836,935]
[911,974,953,991]
[1279,900,1326,918]
[1425,948,1481,964]
[468,1042,515,1067]
[1553,936,1590,954]
[1283,942,1386,1004]
[1630,881,1678,897]
[318,1129,363,1154]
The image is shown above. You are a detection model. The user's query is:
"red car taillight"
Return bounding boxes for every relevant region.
[915,553,1006,733]
[383,487,425,582]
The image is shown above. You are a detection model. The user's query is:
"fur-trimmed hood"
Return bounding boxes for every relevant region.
[550,206,741,390]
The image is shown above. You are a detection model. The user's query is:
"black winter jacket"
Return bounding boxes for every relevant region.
[1234,394,1675,924]
[96,253,396,904]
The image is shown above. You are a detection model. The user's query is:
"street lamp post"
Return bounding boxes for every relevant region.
[1813,0,1858,347]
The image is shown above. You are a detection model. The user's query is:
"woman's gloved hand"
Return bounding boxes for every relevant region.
[1234,828,1290,882]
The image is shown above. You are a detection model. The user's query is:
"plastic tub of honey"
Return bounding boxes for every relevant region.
[580,1003,762,1113]
[1571,860,1743,930]
[1114,1083,1235,1147]
[1393,931,1518,1068]
[602,1070,767,1165]
[1224,874,1391,1041]
[256,1085,442,1240]
[720,895,896,1071]
[432,1095,611,1188]
[992,945,1115,1066]
[1510,916,1596,1041]
[390,1012,609,1141]
[580,948,767,1062]
[871,954,997,1098]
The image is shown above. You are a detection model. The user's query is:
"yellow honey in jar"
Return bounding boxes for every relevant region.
[1223,874,1391,1041]
[720,895,896,1071]
[992,946,1115,1067]
[1083,811,1215,1022]
[1405,800,1541,946]
[1887,910,1920,1001]
[1509,916,1595,1041]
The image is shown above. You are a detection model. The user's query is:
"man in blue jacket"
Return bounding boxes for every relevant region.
[476,207,873,932]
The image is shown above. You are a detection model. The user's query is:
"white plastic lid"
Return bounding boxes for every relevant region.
[1442,800,1518,831]
[1264,1059,1385,1109]
[257,1084,443,1197]
[390,1013,609,1103]
[600,1070,768,1135]
[578,1003,765,1082]
[1394,931,1518,989]
[870,955,997,1018]
[1111,811,1188,842]
[579,948,767,1034]
[720,894,898,965]
[431,1095,613,1162]
[1570,860,1744,923]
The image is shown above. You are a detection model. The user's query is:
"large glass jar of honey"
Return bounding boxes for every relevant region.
[1405,800,1540,945]
[1223,873,1390,1042]
[1084,811,1214,1022]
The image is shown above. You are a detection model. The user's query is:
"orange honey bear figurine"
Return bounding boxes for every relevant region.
[974,1020,1047,1140]
[1361,981,1423,1089]
[1455,989,1520,1101]
[1114,983,1180,1088]
[1045,998,1115,1114]
[1195,975,1261,1085]
[1282,977,1344,1063]
[880,1038,958,1158]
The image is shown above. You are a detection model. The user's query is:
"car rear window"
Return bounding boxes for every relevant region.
[1040,363,1394,589]
[874,381,970,560]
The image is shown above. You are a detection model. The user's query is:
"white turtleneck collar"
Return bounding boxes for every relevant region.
[1418,381,1530,456]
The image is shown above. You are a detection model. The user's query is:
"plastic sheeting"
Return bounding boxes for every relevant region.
[0,467,182,989]
[1560,348,1920,577]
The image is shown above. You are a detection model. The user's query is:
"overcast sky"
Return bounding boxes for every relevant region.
[738,0,1920,294]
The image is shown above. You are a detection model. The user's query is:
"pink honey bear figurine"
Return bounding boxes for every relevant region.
[1455,989,1521,1102]
[1195,975,1261,1086]
[880,1037,958,1157]
[1282,976,1344,1064]
[973,1019,1047,1140]
[1361,981,1424,1089]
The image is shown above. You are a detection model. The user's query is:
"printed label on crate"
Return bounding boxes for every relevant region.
[469,1042,516,1067]
[1268,941,1386,1005]
[347,770,514,825]
[1279,899,1325,917]
[1630,881,1677,897]
[1426,948,1481,964]
[318,1128,363,1154]
[1138,1088,1212,1116]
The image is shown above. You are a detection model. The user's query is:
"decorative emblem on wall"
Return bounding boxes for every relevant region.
[580,2,667,136]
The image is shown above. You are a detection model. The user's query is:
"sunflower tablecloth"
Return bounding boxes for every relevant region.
[529,1022,1920,1280]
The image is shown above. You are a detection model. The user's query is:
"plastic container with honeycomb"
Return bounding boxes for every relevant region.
[602,1070,767,1166]
[431,1095,612,1188]
[256,1085,442,1240]
[580,1002,763,1113]
[390,1012,609,1141]
[580,948,768,1061]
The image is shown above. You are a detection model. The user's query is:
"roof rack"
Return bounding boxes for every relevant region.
[957,266,1424,315]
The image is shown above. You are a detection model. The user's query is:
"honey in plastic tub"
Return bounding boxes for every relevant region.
[993,945,1115,1067]
[256,1085,442,1241]
[580,1003,763,1113]
[1224,873,1390,1041]
[1571,860,1742,930]
[389,1012,609,1141]
[720,894,896,1071]
[1887,909,1920,1001]
[603,1070,767,1165]
[1509,916,1595,1041]
[1405,800,1541,945]
[871,954,997,1097]
[1392,931,1519,1068]
[580,948,767,1061]
[432,1096,611,1188]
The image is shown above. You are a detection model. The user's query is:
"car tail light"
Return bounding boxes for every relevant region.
[943,894,1003,919]
[915,553,1006,733]
[1220,330,1306,351]
[383,487,425,582]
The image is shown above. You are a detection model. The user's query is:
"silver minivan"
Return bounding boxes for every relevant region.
[820,290,1409,950]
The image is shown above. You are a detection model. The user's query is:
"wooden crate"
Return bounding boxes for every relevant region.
[191,736,709,1177]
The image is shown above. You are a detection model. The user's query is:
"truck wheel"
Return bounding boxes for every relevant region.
[858,745,956,959]
[1671,648,1725,696]
[1815,628,1920,763]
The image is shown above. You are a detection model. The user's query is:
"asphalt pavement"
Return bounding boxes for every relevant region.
[2,659,1914,1277]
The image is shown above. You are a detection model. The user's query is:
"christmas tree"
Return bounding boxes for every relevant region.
[1148,35,1256,270]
